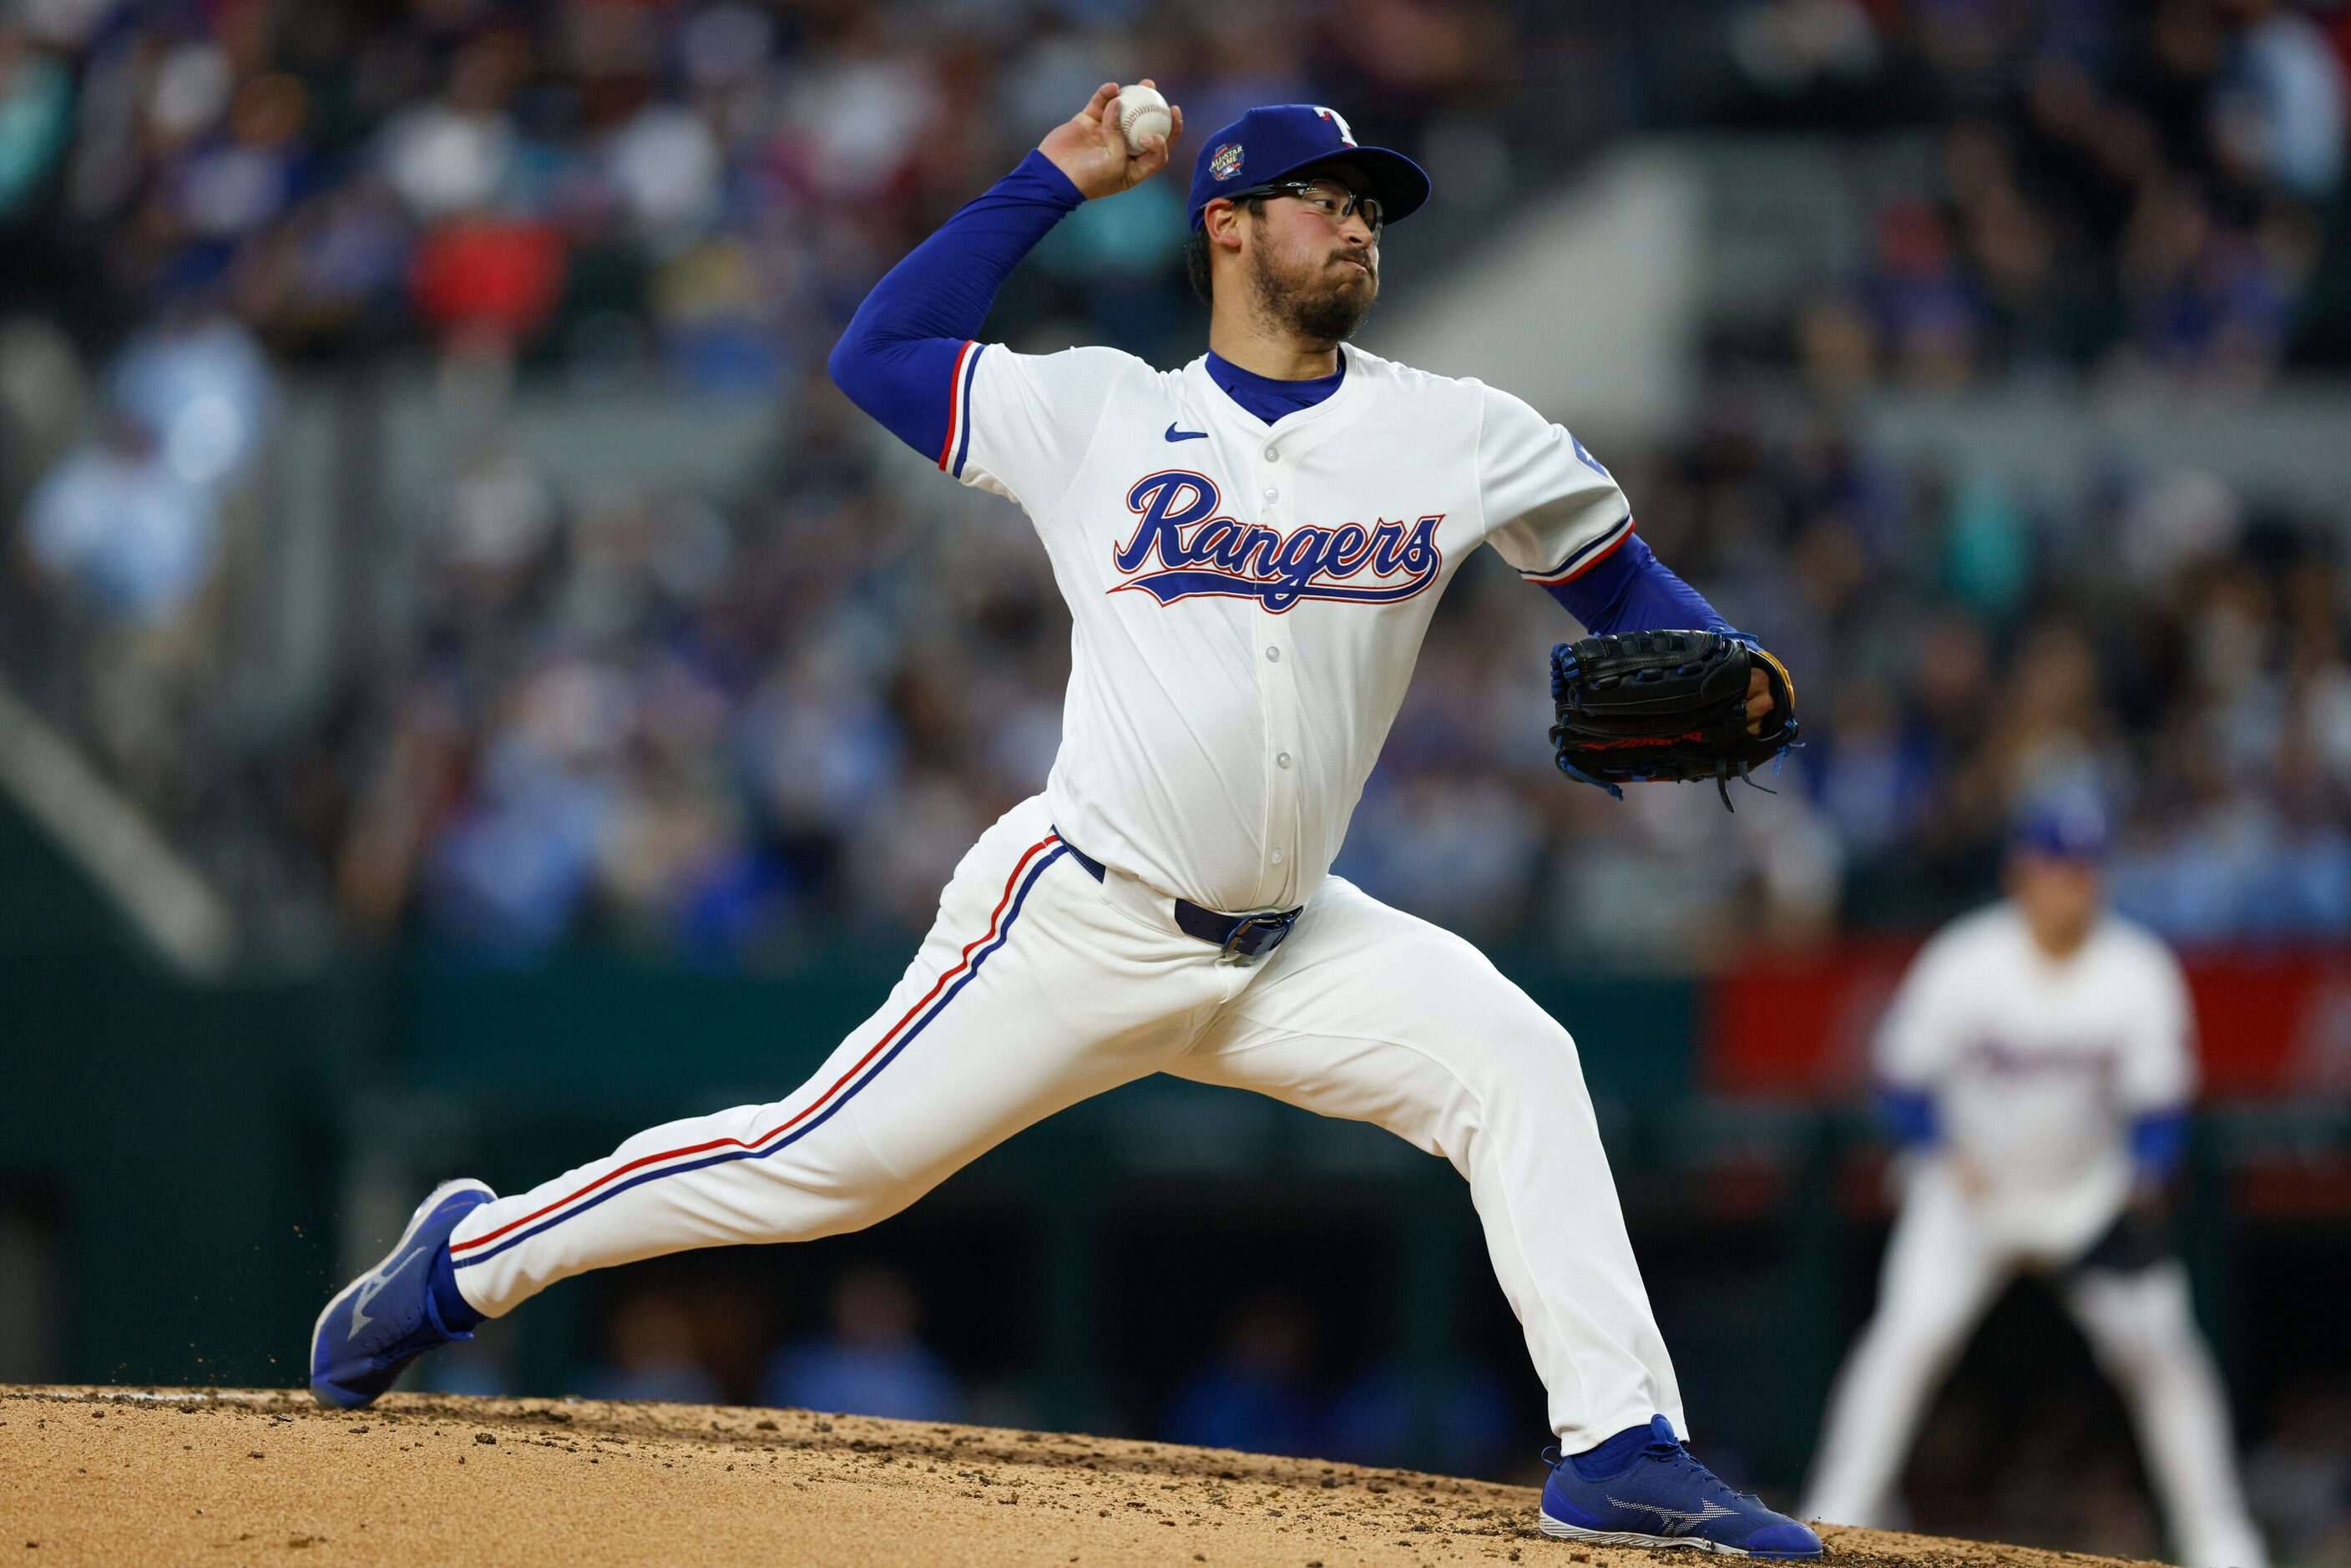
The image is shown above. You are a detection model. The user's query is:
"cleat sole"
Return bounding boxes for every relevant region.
[1538,1514,1821,1560]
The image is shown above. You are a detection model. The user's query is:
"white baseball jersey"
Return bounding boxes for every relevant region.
[1874,902,2196,1255]
[943,341,1631,913]
[444,336,1691,1450]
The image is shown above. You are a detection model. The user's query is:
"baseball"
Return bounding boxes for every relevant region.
[1112,83,1172,154]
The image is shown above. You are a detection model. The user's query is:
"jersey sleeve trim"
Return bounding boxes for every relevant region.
[1522,512,1636,584]
[938,341,983,475]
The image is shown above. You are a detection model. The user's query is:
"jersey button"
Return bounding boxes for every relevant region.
[1263,447,1279,462]
[1271,849,1285,865]
[1277,751,1292,768]
[1265,646,1281,662]
[1262,487,1279,502]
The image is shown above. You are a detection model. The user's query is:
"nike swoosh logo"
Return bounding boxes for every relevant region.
[350,1239,430,1335]
[1165,423,1208,442]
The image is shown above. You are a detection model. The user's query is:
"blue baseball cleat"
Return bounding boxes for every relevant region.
[310,1178,494,1409]
[1540,1416,1823,1559]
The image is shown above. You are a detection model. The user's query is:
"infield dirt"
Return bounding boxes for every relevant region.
[2,1387,2145,1567]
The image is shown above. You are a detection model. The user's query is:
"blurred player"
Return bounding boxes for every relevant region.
[1800,797,2267,1568]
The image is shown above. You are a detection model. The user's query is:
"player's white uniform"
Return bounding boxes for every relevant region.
[444,342,1684,1448]
[1801,903,2266,1567]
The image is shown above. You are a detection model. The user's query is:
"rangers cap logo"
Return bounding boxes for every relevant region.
[1313,107,1357,145]
[1209,142,1244,181]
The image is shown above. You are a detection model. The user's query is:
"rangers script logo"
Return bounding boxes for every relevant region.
[1111,470,1443,612]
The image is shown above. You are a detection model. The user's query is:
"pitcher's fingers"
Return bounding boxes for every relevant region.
[1082,82,1120,121]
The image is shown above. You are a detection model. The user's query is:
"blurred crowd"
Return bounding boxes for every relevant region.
[1741,0,2351,388]
[0,0,2346,967]
[0,0,1521,375]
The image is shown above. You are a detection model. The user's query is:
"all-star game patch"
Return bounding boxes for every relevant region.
[1209,142,1244,181]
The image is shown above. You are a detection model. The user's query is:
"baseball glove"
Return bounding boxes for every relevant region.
[1549,630,1798,809]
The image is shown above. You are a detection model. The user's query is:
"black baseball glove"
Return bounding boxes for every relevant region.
[1549,630,1798,809]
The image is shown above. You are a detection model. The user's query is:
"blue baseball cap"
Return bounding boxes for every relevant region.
[1187,104,1431,231]
[2010,792,2111,862]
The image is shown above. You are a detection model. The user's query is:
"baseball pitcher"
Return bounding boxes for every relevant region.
[1801,800,2267,1567]
[312,85,1815,1554]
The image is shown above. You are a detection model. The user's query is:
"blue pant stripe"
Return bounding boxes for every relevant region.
[453,843,1067,1271]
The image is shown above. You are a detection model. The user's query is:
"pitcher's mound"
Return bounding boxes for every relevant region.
[2,1387,2144,1566]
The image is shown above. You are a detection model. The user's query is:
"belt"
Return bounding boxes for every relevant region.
[1059,837,1302,960]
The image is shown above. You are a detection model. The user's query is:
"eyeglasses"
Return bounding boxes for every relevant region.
[1225,179,1384,236]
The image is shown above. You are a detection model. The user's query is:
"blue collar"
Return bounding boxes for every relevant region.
[1205,349,1345,424]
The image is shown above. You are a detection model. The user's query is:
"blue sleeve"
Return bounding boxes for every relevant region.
[2131,1109,2189,1182]
[1540,533,1736,638]
[827,150,1084,465]
[1876,1083,1940,1146]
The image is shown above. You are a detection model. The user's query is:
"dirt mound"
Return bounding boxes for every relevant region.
[2,1387,2141,1566]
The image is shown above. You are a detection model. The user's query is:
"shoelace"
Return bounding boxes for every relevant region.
[1642,1443,1768,1508]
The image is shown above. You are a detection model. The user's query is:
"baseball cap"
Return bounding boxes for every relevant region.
[2010,791,2111,862]
[1187,104,1432,230]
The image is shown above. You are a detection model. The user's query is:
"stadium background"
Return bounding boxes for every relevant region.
[1,0,2347,1560]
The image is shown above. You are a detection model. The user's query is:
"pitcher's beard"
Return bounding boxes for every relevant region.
[1248,247,1377,345]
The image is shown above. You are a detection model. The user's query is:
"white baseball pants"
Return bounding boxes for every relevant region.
[446,794,1683,1449]
[1801,1165,2268,1568]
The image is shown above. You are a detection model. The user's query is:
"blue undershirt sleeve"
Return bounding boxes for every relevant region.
[1540,533,1736,638]
[827,150,1084,462]
[2130,1108,2190,1183]
[1876,1083,1941,1147]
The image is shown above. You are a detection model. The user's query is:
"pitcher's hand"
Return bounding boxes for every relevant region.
[1040,81,1183,201]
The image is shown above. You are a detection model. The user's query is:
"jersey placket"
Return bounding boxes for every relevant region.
[1251,432,1305,912]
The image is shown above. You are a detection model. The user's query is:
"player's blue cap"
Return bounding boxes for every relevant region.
[2010,792,2111,862]
[1187,104,1431,231]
